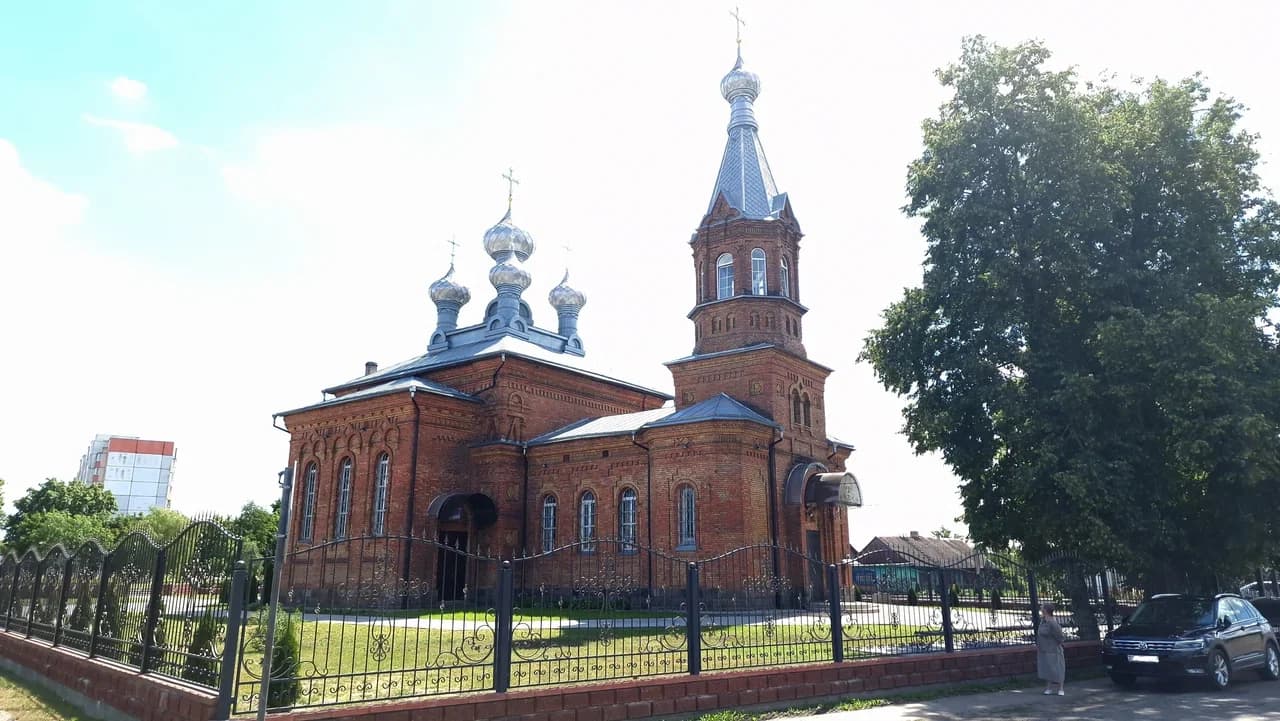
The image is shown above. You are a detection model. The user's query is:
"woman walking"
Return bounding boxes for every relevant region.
[1037,602,1067,695]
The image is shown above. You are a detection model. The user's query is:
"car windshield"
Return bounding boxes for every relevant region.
[1128,597,1215,627]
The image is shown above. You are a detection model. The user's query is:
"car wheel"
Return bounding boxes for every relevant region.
[1263,643,1280,681]
[1209,650,1231,690]
[1110,672,1138,688]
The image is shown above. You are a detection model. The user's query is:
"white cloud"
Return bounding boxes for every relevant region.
[110,76,148,101]
[0,139,87,243]
[84,115,179,153]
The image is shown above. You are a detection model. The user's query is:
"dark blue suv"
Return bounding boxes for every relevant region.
[1101,593,1279,689]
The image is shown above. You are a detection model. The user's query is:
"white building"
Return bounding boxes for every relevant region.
[75,434,176,514]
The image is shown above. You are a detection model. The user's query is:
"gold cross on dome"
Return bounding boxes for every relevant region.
[502,167,520,211]
[447,235,459,265]
[730,6,746,49]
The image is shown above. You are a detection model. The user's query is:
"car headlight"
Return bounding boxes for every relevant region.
[1173,638,1208,650]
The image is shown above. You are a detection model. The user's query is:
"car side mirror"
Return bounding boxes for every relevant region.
[1218,616,1233,630]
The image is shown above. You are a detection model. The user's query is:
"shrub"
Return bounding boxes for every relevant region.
[990,588,1003,610]
[267,612,302,708]
[183,611,221,686]
[906,588,919,606]
[853,587,863,602]
[948,583,960,608]
[66,583,94,632]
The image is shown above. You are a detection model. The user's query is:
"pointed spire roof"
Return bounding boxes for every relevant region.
[707,50,785,220]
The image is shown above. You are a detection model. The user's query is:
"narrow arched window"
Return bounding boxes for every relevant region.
[541,495,557,552]
[751,248,767,295]
[792,390,803,426]
[697,262,704,302]
[300,463,318,542]
[716,253,734,299]
[619,488,638,551]
[802,394,812,427]
[580,491,597,552]
[677,486,696,549]
[780,257,791,298]
[335,458,352,539]
[371,453,390,536]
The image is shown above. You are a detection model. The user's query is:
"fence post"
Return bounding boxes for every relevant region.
[140,548,168,673]
[827,564,843,663]
[686,562,701,675]
[1099,571,1114,634]
[213,561,248,720]
[3,560,20,631]
[493,561,514,693]
[1027,569,1040,632]
[25,557,43,638]
[938,569,954,653]
[88,553,112,658]
[52,557,74,647]
[1271,568,1279,599]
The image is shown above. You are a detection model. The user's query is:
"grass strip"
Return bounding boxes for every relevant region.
[0,667,103,721]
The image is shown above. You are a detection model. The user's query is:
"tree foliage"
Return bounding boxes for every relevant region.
[229,502,279,559]
[4,478,118,552]
[119,507,190,545]
[8,511,117,554]
[862,38,1280,590]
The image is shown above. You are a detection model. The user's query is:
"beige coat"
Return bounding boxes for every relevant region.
[1036,616,1066,683]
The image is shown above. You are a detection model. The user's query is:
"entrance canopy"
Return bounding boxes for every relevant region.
[425,492,498,528]
[784,462,863,507]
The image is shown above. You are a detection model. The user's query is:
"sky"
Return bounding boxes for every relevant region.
[1,1,1278,551]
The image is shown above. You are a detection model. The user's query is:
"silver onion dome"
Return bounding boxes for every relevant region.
[720,51,760,102]
[428,264,471,305]
[489,255,531,291]
[482,210,535,262]
[548,270,586,310]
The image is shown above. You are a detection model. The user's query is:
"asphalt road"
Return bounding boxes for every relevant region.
[813,676,1280,720]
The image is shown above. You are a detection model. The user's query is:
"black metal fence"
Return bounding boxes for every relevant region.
[0,519,243,716]
[227,535,1126,715]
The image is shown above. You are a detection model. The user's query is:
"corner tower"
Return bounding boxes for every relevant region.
[689,49,807,359]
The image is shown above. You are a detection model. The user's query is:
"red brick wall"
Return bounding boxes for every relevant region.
[0,631,217,721]
[273,642,1103,721]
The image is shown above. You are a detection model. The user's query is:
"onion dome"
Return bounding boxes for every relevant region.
[482,209,535,262]
[489,254,531,291]
[720,50,761,102]
[548,270,587,310]
[428,264,471,305]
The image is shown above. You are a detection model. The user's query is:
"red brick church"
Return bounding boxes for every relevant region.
[275,47,862,598]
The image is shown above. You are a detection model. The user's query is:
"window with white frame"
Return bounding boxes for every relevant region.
[678,486,696,549]
[372,453,390,536]
[780,257,791,298]
[580,491,597,552]
[541,495,557,551]
[619,488,638,551]
[300,463,318,542]
[335,458,353,539]
[716,253,734,299]
[751,248,767,295]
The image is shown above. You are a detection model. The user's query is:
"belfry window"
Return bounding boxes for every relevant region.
[541,495,557,551]
[751,248,767,295]
[372,453,390,536]
[803,394,812,427]
[780,257,791,298]
[580,491,597,552]
[619,488,638,551]
[677,486,697,549]
[716,253,734,299]
[335,458,352,540]
[300,463,318,542]
[791,390,803,426]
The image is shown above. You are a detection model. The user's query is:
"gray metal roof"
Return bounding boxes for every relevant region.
[828,436,856,451]
[707,54,785,220]
[528,407,675,446]
[664,343,833,374]
[644,393,779,430]
[277,377,478,417]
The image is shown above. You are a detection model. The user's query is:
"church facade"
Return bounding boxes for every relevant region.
[275,48,861,601]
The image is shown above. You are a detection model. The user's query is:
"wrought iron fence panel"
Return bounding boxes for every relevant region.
[696,544,832,671]
[0,553,16,629]
[1034,555,1106,641]
[27,545,69,643]
[233,535,500,714]
[842,556,946,656]
[59,541,107,653]
[508,540,688,688]
[9,551,41,636]
[946,551,1038,649]
[146,520,243,688]
[93,532,160,668]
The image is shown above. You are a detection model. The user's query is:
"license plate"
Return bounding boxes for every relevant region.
[1128,654,1160,663]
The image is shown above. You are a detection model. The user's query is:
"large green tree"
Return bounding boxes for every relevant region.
[862,38,1280,591]
[4,478,119,553]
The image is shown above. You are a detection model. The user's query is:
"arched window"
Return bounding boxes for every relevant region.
[716,253,734,299]
[619,488,638,551]
[677,486,696,549]
[371,453,390,536]
[541,495,557,552]
[335,458,353,539]
[300,463,318,542]
[792,390,803,426]
[802,394,812,427]
[751,248,767,295]
[697,263,703,302]
[580,491,597,552]
[780,257,791,298]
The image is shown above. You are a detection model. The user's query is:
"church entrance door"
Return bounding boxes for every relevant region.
[806,529,825,601]
[436,531,469,602]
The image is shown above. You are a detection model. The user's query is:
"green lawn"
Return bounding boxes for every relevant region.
[0,669,102,721]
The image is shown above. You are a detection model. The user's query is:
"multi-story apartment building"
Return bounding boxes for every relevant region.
[75,434,176,514]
